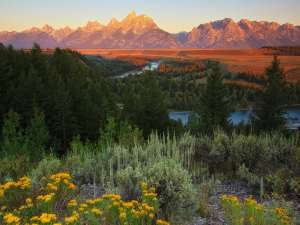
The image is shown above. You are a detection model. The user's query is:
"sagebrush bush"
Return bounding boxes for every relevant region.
[144,159,196,220]
[115,166,144,200]
[0,155,31,182]
[65,149,98,185]
[210,129,231,172]
[237,164,260,186]
[30,155,62,185]
[231,133,265,172]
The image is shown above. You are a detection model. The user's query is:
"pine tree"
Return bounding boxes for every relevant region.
[197,62,230,133]
[122,73,169,137]
[1,110,28,156]
[254,56,286,131]
[26,107,49,159]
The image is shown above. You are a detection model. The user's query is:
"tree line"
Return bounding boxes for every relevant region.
[0,44,299,159]
[0,44,176,157]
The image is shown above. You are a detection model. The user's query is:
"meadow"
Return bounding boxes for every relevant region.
[77,48,300,82]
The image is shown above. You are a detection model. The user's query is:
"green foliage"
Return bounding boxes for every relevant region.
[144,159,196,220]
[237,164,260,186]
[0,45,117,153]
[0,155,31,182]
[84,55,138,77]
[30,155,62,185]
[121,73,170,137]
[197,177,220,218]
[254,56,287,131]
[210,129,231,172]
[230,133,265,172]
[266,168,292,195]
[1,110,28,156]
[100,117,143,148]
[115,166,143,200]
[65,143,102,185]
[197,62,231,133]
[25,107,49,160]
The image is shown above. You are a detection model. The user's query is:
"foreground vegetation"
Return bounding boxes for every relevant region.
[1,129,300,224]
[1,45,300,224]
[0,172,170,225]
[221,195,293,225]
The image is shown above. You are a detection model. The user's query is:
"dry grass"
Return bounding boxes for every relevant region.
[76,49,300,82]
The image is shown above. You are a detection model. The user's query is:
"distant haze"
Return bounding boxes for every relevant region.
[0,0,299,33]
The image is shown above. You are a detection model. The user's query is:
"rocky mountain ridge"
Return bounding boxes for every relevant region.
[1,12,299,49]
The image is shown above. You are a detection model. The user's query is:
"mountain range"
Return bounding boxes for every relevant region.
[1,11,300,49]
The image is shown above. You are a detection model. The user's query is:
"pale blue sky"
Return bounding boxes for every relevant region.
[0,0,299,32]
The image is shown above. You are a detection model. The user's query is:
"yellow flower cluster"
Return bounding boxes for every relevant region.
[64,211,79,224]
[18,198,33,211]
[245,196,264,212]
[31,213,57,224]
[221,194,240,207]
[275,207,292,225]
[91,208,102,216]
[36,193,55,203]
[0,176,31,199]
[3,213,20,224]
[67,199,78,208]
[157,219,170,225]
[0,172,171,225]
[221,194,293,225]
[47,172,76,191]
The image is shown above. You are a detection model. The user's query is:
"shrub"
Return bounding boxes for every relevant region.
[115,166,143,200]
[197,177,220,218]
[0,155,31,182]
[230,133,265,173]
[30,156,62,185]
[266,168,292,195]
[237,164,260,186]
[65,148,97,185]
[1,110,28,156]
[221,195,294,225]
[0,172,170,225]
[209,129,231,173]
[144,159,196,220]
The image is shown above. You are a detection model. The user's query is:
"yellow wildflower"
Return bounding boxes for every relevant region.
[157,219,170,225]
[91,208,102,216]
[3,213,20,224]
[68,199,78,208]
[37,193,55,202]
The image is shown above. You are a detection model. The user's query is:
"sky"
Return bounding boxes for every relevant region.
[0,0,300,33]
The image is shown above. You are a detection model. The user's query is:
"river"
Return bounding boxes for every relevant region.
[113,61,300,130]
[115,61,161,78]
[169,107,300,130]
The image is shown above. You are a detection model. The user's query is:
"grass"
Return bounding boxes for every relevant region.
[76,49,300,82]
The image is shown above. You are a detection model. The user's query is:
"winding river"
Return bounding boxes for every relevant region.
[112,60,300,130]
[115,61,161,78]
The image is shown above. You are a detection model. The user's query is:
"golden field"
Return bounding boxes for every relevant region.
[76,48,300,82]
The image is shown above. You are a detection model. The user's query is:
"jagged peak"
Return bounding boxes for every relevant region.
[59,26,73,32]
[122,11,154,23]
[42,24,54,33]
[108,18,120,28]
[25,27,41,33]
[239,19,251,25]
[127,10,137,18]
[209,18,237,30]
[238,19,253,30]
[83,20,103,31]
